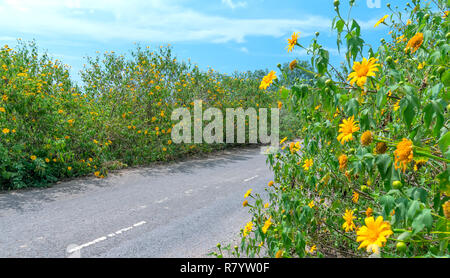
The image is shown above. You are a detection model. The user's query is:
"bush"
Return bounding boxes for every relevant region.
[0,41,302,189]
[224,0,449,258]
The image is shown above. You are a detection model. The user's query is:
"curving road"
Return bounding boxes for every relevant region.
[0,146,272,258]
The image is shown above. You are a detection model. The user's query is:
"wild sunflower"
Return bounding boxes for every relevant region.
[394,138,413,172]
[275,249,284,258]
[365,207,373,217]
[375,142,387,154]
[374,15,389,27]
[244,189,252,198]
[303,158,313,171]
[443,201,450,220]
[361,131,373,146]
[405,33,424,54]
[342,209,356,232]
[347,57,380,88]
[352,191,359,203]
[289,60,298,70]
[287,32,300,52]
[259,70,277,90]
[356,216,393,254]
[338,154,348,170]
[243,222,253,237]
[337,116,360,144]
[262,216,273,234]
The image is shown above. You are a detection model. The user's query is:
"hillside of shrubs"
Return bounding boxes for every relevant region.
[217,0,449,258]
[0,41,302,190]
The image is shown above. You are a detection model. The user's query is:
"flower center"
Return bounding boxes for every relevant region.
[356,65,369,77]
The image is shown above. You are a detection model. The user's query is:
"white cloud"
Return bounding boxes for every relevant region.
[239,46,249,53]
[221,0,247,9]
[0,0,335,44]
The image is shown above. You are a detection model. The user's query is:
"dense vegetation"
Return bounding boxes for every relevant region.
[0,41,302,189]
[216,0,450,258]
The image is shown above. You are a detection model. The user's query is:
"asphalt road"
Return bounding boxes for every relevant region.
[0,146,272,258]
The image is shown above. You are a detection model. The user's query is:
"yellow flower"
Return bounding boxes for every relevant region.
[347,57,380,88]
[287,32,300,52]
[413,158,428,171]
[342,209,356,232]
[394,138,413,172]
[94,171,100,177]
[264,203,269,209]
[244,189,252,198]
[2,128,10,134]
[417,62,425,70]
[242,200,249,207]
[352,191,359,203]
[45,158,50,163]
[337,116,360,144]
[405,33,424,54]
[243,222,253,237]
[366,207,373,217]
[308,200,315,208]
[68,119,75,125]
[262,216,272,234]
[0,107,5,112]
[338,154,348,170]
[30,155,37,161]
[406,19,412,25]
[393,100,400,111]
[374,15,389,27]
[275,249,284,258]
[68,166,72,171]
[280,137,287,144]
[259,70,277,90]
[306,245,317,254]
[268,180,274,187]
[361,131,373,146]
[443,201,450,220]
[302,158,313,171]
[356,216,393,254]
[289,60,298,70]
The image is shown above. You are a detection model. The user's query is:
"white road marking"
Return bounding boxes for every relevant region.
[155,197,169,204]
[184,189,193,195]
[244,175,258,182]
[67,221,147,253]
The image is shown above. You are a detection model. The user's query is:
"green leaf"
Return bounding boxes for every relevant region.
[438,131,450,155]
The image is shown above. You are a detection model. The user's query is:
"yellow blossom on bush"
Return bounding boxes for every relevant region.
[262,216,272,234]
[289,60,298,70]
[361,131,373,146]
[287,32,299,52]
[352,191,359,203]
[243,222,253,237]
[244,189,252,198]
[337,116,360,144]
[302,158,313,171]
[30,155,37,161]
[347,57,380,88]
[443,201,450,220]
[356,216,393,254]
[405,33,424,54]
[394,138,413,172]
[342,209,356,232]
[365,207,373,217]
[374,15,389,27]
[259,70,277,90]
[338,154,348,170]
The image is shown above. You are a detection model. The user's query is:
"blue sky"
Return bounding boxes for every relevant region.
[0,0,410,82]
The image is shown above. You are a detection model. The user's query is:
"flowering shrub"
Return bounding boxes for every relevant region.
[0,41,300,189]
[224,0,449,258]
